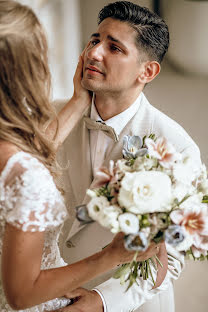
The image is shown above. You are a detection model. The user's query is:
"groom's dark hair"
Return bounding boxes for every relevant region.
[98,1,169,63]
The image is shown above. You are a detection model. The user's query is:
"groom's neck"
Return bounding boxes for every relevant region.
[94,89,142,121]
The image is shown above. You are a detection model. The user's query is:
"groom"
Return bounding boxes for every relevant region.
[58,1,201,312]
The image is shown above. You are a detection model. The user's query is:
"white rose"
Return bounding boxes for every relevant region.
[173,157,199,185]
[201,164,208,180]
[172,181,195,202]
[180,193,203,210]
[118,213,139,234]
[199,179,208,195]
[118,171,172,214]
[87,196,109,222]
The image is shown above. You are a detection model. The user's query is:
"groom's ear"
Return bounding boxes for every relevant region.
[137,61,160,84]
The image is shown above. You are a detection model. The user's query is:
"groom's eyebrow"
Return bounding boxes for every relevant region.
[91,33,100,38]
[91,33,127,49]
[107,35,126,49]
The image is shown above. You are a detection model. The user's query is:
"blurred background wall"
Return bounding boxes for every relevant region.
[17,1,208,311]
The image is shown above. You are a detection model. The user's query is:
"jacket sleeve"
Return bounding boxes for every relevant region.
[93,244,184,312]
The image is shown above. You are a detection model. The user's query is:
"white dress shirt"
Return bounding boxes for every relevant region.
[90,93,142,178]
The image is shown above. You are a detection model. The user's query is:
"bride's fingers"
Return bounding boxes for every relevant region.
[73,56,83,83]
[81,41,91,59]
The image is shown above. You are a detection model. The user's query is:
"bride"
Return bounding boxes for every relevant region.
[0,1,160,311]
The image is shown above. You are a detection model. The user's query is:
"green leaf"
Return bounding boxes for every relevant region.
[142,135,147,147]
[150,257,157,270]
[202,195,208,203]
[125,275,136,292]
[147,259,155,285]
[113,264,131,279]
[154,255,163,268]
[120,273,127,285]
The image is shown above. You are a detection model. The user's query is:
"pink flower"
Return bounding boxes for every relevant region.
[171,206,208,236]
[192,235,208,258]
[170,204,208,254]
[145,137,180,168]
[93,160,119,188]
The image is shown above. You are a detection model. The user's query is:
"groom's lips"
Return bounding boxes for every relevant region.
[86,65,104,75]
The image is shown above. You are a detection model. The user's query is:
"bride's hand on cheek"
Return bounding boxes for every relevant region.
[73,42,92,106]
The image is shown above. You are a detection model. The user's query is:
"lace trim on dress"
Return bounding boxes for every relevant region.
[0,152,67,232]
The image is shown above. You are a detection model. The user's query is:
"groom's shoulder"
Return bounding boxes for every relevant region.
[142,95,201,160]
[139,93,191,139]
[150,103,193,142]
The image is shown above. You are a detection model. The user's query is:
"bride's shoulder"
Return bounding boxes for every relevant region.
[0,141,21,174]
[0,141,44,180]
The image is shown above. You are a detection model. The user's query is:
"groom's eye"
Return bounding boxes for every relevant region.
[91,39,99,46]
[110,44,122,53]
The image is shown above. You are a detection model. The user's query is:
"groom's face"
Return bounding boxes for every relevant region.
[82,18,145,94]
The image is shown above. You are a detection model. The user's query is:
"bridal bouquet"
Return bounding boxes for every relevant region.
[76,134,208,289]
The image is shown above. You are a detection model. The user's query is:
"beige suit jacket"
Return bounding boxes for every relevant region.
[56,93,201,312]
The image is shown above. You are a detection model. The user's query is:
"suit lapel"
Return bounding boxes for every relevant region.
[64,106,92,205]
[64,106,94,240]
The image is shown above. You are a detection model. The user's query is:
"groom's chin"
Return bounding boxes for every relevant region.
[81,78,97,92]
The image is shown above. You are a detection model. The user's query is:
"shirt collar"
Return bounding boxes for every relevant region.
[90,93,142,136]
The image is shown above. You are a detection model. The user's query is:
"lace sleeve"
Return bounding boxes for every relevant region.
[2,153,67,232]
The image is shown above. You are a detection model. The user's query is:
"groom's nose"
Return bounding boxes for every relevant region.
[87,43,104,63]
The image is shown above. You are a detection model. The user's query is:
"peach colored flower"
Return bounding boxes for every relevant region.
[93,160,119,188]
[192,235,208,257]
[170,204,208,252]
[145,137,181,168]
[171,205,208,236]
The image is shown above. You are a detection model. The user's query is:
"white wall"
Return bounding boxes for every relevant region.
[17,0,82,99]
[160,0,208,76]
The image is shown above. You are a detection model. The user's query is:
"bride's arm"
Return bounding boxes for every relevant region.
[1,224,115,310]
[2,224,159,310]
[46,54,92,150]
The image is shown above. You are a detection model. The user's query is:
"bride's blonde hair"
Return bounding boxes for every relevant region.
[0,0,59,182]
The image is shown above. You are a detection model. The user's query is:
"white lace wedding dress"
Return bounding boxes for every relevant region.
[0,151,71,311]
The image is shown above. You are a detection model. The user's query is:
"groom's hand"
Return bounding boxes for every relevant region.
[48,288,104,312]
[67,288,104,312]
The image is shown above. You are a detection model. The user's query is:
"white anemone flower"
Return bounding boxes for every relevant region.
[87,198,121,232]
[118,213,139,234]
[87,196,109,221]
